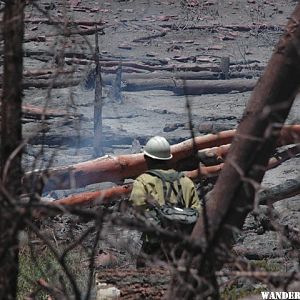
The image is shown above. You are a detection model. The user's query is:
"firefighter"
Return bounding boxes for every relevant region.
[129,136,201,266]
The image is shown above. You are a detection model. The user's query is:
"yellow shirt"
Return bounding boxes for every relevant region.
[129,169,201,211]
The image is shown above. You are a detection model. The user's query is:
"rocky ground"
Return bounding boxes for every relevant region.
[1,0,300,298]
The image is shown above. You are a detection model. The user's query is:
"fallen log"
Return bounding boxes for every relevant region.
[99,62,221,73]
[102,71,221,83]
[96,268,170,299]
[100,71,259,87]
[0,69,75,81]
[24,18,106,26]
[52,148,300,209]
[24,26,106,42]
[233,246,287,260]
[48,165,224,207]
[173,79,256,95]
[187,144,300,179]
[159,23,284,32]
[23,125,300,193]
[17,73,258,92]
[22,104,82,119]
[1,104,82,121]
[53,184,133,207]
[23,68,75,77]
[22,78,81,89]
[257,176,300,205]
[123,78,257,94]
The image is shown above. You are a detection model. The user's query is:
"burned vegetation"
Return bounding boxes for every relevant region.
[0,0,300,299]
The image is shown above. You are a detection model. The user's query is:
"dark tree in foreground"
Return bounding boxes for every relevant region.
[0,0,25,298]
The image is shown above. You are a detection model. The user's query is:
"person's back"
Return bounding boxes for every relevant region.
[130,168,200,211]
[129,136,201,266]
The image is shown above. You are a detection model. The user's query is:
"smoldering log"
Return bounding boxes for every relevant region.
[23,126,300,192]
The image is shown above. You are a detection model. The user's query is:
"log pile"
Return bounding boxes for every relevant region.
[24,125,299,210]
[25,125,300,192]
[47,144,300,208]
[7,41,265,94]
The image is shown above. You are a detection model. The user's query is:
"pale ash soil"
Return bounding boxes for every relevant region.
[21,0,299,162]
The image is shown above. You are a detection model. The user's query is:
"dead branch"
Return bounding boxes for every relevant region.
[132,31,167,43]
[159,23,284,32]
[37,279,66,300]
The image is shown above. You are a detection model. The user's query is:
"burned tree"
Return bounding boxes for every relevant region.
[0,0,25,299]
[93,27,104,158]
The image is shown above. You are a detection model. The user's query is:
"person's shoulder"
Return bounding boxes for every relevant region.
[135,172,155,182]
[180,173,195,185]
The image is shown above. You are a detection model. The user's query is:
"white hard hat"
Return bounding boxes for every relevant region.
[143,136,173,160]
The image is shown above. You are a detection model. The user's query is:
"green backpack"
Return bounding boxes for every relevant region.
[145,170,199,230]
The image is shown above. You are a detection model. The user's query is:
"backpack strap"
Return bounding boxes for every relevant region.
[145,170,185,207]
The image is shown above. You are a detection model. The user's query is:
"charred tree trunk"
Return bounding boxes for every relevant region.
[0,0,25,299]
[93,27,104,157]
[168,3,300,299]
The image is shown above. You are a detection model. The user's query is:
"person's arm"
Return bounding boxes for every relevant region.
[189,187,201,211]
[183,177,201,211]
[129,178,148,212]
